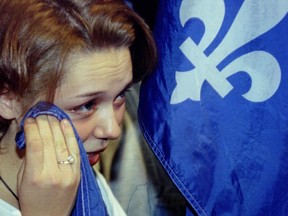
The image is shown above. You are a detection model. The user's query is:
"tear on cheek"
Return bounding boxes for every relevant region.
[73,124,91,141]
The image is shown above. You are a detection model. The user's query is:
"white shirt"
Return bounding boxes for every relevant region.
[0,199,21,216]
[95,170,127,216]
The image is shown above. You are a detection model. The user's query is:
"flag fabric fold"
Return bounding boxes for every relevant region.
[15,101,108,216]
[138,1,288,215]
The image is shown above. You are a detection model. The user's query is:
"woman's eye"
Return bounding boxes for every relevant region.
[114,89,129,106]
[70,101,98,115]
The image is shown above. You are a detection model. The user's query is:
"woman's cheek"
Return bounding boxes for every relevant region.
[73,120,92,142]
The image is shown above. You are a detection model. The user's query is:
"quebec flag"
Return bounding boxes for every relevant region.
[138,0,288,215]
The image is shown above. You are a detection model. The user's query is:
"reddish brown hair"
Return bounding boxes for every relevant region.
[0,0,157,139]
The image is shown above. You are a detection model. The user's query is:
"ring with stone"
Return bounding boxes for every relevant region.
[57,155,75,165]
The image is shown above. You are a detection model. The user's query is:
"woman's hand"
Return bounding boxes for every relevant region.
[17,115,80,216]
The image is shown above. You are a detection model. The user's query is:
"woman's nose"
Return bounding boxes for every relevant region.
[92,107,122,140]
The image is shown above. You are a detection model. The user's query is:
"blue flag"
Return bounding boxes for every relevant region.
[138,1,288,215]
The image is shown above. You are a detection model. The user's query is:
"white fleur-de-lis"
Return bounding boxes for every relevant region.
[171,0,288,104]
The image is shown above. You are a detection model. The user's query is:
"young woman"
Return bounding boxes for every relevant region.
[0,0,157,215]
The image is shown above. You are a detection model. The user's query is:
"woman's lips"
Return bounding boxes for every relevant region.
[87,147,107,166]
[87,152,100,166]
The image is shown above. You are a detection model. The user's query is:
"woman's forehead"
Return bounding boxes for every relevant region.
[56,48,133,98]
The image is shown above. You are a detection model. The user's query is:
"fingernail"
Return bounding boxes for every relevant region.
[25,118,35,123]
[61,119,70,128]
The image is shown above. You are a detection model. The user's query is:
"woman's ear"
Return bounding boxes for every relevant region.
[0,93,21,120]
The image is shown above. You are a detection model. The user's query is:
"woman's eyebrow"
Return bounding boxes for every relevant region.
[75,82,133,98]
[75,91,102,98]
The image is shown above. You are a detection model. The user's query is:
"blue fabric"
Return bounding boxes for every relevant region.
[15,101,108,216]
[138,1,288,215]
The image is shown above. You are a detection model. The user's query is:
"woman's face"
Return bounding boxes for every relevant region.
[53,48,133,165]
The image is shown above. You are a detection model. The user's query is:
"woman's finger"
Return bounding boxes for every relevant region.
[60,119,80,174]
[35,115,58,169]
[23,118,44,174]
[47,116,70,167]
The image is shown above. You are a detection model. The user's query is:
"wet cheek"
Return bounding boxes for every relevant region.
[73,121,92,142]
